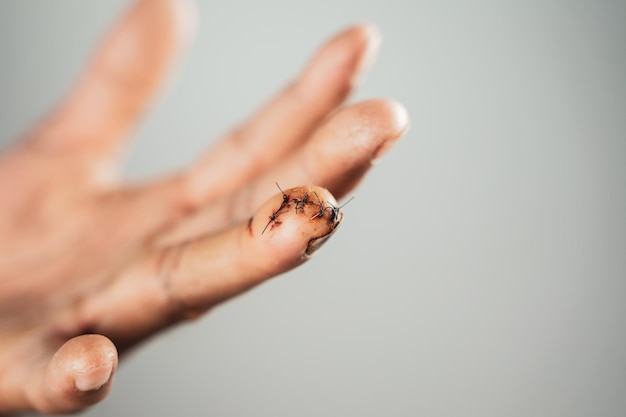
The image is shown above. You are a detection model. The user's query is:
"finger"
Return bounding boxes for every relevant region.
[164,186,344,314]
[72,186,343,350]
[264,99,410,196]
[185,23,381,205]
[28,0,195,161]
[159,99,409,243]
[29,334,117,414]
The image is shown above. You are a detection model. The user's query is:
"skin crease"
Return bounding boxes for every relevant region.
[0,0,409,414]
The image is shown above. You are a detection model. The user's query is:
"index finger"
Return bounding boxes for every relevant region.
[66,185,344,350]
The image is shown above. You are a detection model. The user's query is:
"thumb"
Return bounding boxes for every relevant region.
[32,334,118,414]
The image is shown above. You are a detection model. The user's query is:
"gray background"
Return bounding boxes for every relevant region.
[1,0,625,416]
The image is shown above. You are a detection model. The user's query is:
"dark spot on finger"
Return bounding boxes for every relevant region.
[247,216,254,236]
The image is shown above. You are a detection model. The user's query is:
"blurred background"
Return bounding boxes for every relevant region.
[1,0,625,416]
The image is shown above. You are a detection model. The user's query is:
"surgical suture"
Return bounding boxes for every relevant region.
[262,206,289,234]
[275,182,290,209]
[325,196,354,222]
[310,191,326,220]
[310,191,353,222]
[292,192,311,214]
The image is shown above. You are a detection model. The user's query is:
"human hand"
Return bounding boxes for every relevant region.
[0,0,408,413]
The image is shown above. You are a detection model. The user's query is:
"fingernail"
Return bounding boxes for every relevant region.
[74,364,113,392]
[353,23,382,85]
[304,213,343,258]
[371,102,411,164]
[363,23,382,61]
[174,0,199,47]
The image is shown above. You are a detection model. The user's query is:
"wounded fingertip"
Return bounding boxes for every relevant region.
[252,185,344,257]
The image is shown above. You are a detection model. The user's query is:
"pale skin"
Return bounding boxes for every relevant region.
[0,0,409,414]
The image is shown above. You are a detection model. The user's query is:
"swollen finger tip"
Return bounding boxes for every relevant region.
[251,185,343,262]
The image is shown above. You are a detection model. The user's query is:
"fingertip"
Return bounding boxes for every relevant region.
[348,22,382,84]
[134,0,197,51]
[38,335,117,413]
[371,100,411,164]
[38,0,199,154]
[332,22,381,58]
[251,185,342,262]
[329,98,409,165]
[168,0,198,48]
[299,22,382,99]
[244,98,410,201]
[390,99,411,134]
[368,99,410,161]
[322,98,409,157]
[72,339,117,393]
[364,98,410,136]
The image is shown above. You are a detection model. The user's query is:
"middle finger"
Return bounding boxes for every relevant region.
[184,24,380,205]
